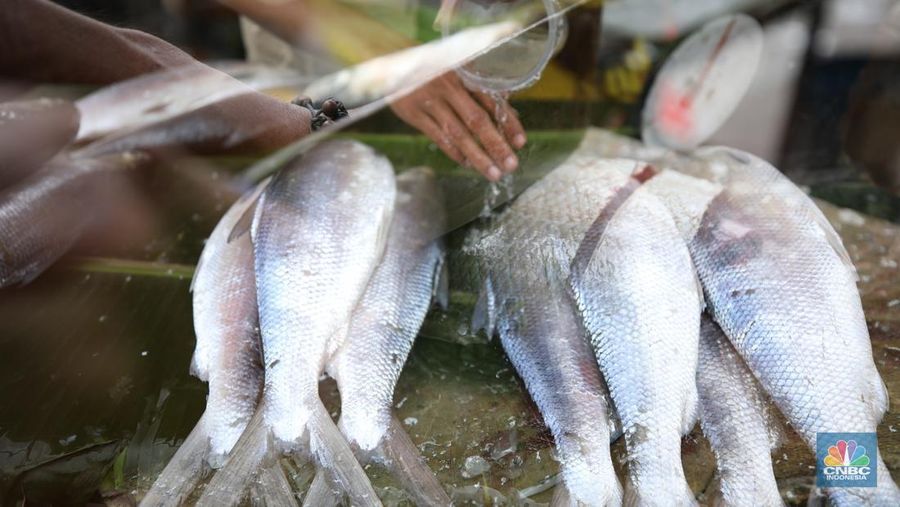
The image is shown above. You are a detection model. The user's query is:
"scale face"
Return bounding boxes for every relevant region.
[641,13,764,151]
[604,0,768,39]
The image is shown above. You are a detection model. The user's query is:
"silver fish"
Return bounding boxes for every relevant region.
[0,151,146,287]
[198,139,394,507]
[140,180,267,507]
[74,63,300,142]
[467,155,635,506]
[697,315,784,507]
[568,177,701,506]
[686,147,899,505]
[305,167,449,506]
[640,168,785,505]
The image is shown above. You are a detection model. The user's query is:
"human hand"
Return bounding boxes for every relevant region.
[390,72,526,181]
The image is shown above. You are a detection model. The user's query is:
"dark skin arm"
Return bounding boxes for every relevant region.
[0,0,196,84]
[0,0,311,153]
[222,0,526,180]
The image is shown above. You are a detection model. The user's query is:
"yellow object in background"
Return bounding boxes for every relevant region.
[602,38,652,104]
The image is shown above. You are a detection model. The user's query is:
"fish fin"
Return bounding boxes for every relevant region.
[872,372,890,420]
[307,399,381,506]
[433,0,459,29]
[196,407,271,507]
[691,266,706,312]
[702,476,727,507]
[472,275,496,339]
[805,487,828,507]
[188,352,208,382]
[324,320,352,377]
[373,414,451,506]
[300,469,342,507]
[250,463,300,507]
[189,250,205,294]
[228,190,265,244]
[809,206,857,281]
[681,383,700,436]
[824,227,857,281]
[375,204,394,258]
[432,253,449,310]
[549,482,571,507]
[140,414,211,507]
[623,479,696,507]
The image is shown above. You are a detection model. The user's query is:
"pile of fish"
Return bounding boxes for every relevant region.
[141,139,449,507]
[3,86,896,506]
[461,129,899,506]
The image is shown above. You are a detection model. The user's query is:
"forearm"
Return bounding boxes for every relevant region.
[1,0,198,84]
[218,0,311,45]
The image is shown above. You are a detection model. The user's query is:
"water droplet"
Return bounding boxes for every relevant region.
[460,455,491,478]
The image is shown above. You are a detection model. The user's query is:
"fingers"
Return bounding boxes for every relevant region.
[406,110,469,169]
[474,90,527,150]
[423,98,503,181]
[390,71,528,182]
[441,77,519,175]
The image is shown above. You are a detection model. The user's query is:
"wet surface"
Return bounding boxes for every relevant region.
[0,134,898,505]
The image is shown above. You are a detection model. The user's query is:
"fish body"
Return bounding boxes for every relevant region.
[468,156,636,506]
[329,167,445,451]
[0,151,145,287]
[199,140,394,507]
[697,316,784,507]
[191,181,267,465]
[686,147,899,505]
[141,181,266,507]
[77,92,311,158]
[303,167,450,507]
[253,139,395,450]
[74,63,298,142]
[568,180,701,506]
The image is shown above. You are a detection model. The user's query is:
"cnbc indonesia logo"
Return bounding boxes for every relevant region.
[817,433,877,488]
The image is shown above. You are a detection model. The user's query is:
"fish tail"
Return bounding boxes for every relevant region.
[549,482,571,507]
[623,479,696,507]
[250,463,300,507]
[307,399,381,506]
[140,414,211,507]
[826,455,900,505]
[871,370,890,419]
[299,469,341,507]
[375,414,451,506]
[681,384,700,436]
[196,408,270,507]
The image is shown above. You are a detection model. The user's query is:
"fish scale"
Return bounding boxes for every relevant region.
[329,167,445,453]
[253,140,395,447]
[197,139,392,507]
[467,155,638,506]
[302,167,450,507]
[140,180,266,507]
[192,181,267,465]
[569,183,700,507]
[696,315,784,507]
[684,147,899,506]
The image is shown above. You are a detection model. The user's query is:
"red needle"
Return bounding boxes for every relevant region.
[681,18,738,109]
